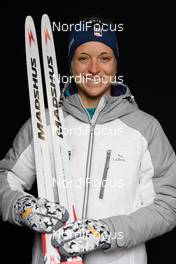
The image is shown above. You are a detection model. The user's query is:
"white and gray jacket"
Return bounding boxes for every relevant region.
[0,84,176,264]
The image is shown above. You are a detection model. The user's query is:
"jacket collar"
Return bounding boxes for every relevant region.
[61,81,138,124]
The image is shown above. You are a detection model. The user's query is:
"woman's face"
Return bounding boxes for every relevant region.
[71,41,117,99]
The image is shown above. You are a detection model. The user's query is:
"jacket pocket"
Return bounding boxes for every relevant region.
[99,149,112,199]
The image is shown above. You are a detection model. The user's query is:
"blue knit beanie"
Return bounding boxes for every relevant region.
[68,19,119,66]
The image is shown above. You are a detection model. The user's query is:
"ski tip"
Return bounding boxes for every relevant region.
[42,14,49,19]
[25,16,36,35]
[25,15,37,47]
[41,13,53,45]
[41,13,50,24]
[25,15,34,25]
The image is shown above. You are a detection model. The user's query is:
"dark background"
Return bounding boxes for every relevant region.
[0,5,175,263]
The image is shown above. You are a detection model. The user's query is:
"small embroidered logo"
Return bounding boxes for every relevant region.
[94,25,103,37]
[113,154,126,162]
[94,30,103,37]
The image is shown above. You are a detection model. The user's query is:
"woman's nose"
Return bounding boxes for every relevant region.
[87,59,100,75]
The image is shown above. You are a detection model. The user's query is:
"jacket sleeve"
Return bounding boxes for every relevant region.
[103,118,176,249]
[0,118,36,225]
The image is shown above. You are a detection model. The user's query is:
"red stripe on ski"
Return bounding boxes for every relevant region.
[41,233,47,256]
[61,260,83,264]
[72,205,77,221]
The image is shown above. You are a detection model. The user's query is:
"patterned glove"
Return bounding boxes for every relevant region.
[52,218,111,257]
[14,195,69,233]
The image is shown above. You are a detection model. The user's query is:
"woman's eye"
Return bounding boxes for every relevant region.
[78,57,89,62]
[100,56,111,62]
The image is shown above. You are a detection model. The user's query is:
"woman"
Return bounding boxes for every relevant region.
[0,18,176,264]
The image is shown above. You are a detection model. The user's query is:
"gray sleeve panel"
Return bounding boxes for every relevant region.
[0,118,36,224]
[0,118,33,170]
[103,110,176,249]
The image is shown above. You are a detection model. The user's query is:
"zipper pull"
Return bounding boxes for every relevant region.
[68,150,71,161]
[106,150,111,169]
[90,123,95,132]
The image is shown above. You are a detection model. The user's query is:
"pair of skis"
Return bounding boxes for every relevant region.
[25,14,83,264]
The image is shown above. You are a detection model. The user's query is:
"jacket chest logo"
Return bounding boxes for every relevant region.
[112,153,126,162]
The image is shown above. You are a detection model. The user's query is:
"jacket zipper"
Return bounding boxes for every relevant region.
[99,149,112,199]
[77,95,105,219]
[82,122,95,219]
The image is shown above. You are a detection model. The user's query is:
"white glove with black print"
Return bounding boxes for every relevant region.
[14,195,69,233]
[52,218,111,257]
